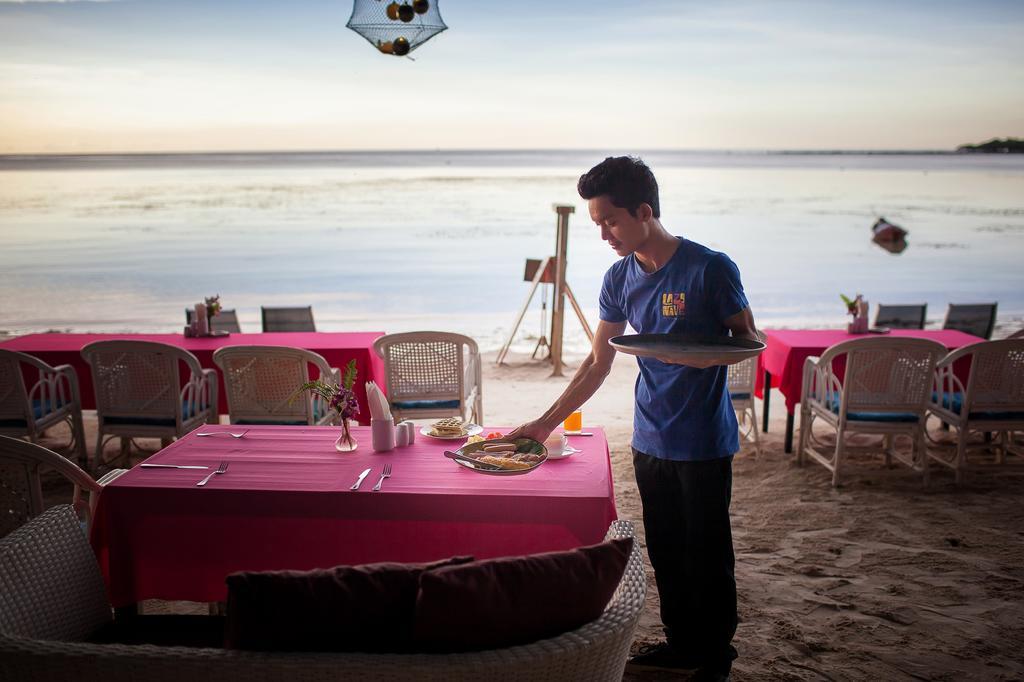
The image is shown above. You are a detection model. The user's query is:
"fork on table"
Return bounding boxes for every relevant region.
[196,461,229,486]
[372,464,392,491]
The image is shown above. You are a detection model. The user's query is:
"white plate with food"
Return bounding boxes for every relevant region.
[447,438,547,475]
[609,333,765,364]
[420,417,484,440]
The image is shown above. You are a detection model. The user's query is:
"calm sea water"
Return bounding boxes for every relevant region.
[1,150,1022,352]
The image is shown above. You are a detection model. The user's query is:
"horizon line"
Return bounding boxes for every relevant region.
[0,146,996,159]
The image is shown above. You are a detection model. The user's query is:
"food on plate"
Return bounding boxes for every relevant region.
[483,443,516,453]
[465,434,486,444]
[429,417,466,437]
[485,431,504,440]
[477,455,534,470]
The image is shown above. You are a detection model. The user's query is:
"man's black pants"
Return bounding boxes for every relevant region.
[632,449,738,668]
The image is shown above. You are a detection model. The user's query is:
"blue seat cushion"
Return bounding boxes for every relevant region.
[729,392,751,400]
[391,399,461,410]
[105,401,204,427]
[235,404,327,426]
[1,399,70,428]
[933,391,1024,421]
[824,392,918,423]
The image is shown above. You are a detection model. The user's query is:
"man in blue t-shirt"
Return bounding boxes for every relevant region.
[510,156,760,681]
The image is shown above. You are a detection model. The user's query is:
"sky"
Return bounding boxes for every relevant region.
[0,0,1022,153]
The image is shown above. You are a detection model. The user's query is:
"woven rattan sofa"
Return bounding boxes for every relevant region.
[0,505,645,681]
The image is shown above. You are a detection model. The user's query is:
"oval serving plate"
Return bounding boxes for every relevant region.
[609,333,765,364]
[452,438,548,476]
[420,423,484,440]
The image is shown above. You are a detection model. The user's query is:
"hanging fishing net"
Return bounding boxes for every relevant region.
[346,0,448,57]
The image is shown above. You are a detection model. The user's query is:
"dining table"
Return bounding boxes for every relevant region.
[89,425,618,608]
[755,328,984,453]
[0,332,386,425]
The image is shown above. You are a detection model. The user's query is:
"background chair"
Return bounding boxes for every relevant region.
[81,340,218,471]
[927,339,1024,482]
[0,436,127,538]
[942,303,997,339]
[1,509,644,682]
[186,308,242,334]
[798,337,946,486]
[373,331,482,424]
[0,349,87,467]
[261,306,315,332]
[874,303,927,330]
[213,346,340,425]
[727,356,761,456]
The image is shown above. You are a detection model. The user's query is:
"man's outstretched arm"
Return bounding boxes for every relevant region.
[507,319,626,443]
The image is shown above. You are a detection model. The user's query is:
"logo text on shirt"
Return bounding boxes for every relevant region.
[661,292,686,318]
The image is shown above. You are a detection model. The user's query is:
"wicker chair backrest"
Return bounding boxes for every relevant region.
[821,337,946,414]
[942,303,997,340]
[959,340,1024,412]
[213,346,332,423]
[81,341,199,420]
[0,504,111,641]
[874,303,927,329]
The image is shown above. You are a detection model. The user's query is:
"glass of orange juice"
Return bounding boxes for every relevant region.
[563,409,583,433]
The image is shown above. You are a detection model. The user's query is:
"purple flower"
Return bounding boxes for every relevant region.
[329,386,360,420]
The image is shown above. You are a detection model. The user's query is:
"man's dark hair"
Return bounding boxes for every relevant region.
[577,156,660,219]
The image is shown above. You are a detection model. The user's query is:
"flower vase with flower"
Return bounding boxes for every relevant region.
[841,293,869,334]
[204,294,222,333]
[291,359,361,452]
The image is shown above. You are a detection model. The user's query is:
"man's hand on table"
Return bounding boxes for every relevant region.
[507,419,556,444]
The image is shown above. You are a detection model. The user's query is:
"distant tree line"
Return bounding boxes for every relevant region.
[956,138,1023,153]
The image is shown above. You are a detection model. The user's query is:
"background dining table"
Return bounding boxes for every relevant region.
[755,328,984,452]
[89,424,618,607]
[0,332,386,425]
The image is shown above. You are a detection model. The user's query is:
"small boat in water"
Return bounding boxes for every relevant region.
[871,216,908,242]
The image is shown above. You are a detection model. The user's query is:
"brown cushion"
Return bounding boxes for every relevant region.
[225,556,472,652]
[413,537,633,652]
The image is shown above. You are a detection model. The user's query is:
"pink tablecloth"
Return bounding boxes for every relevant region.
[0,332,385,425]
[755,329,983,413]
[90,425,617,607]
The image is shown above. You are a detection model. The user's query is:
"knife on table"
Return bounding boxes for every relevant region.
[141,464,209,470]
[350,467,372,491]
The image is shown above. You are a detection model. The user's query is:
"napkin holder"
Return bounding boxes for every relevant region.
[371,417,396,452]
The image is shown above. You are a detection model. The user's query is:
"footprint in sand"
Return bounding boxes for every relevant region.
[834,545,863,568]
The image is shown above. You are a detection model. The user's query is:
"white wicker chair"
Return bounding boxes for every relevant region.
[926,339,1024,482]
[0,506,644,682]
[798,337,947,487]
[212,346,340,426]
[261,306,315,332]
[0,436,127,538]
[81,341,218,471]
[727,356,761,456]
[373,331,483,425]
[0,349,88,468]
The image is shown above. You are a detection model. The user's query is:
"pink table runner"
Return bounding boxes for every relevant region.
[755,329,983,412]
[0,332,385,425]
[90,425,618,607]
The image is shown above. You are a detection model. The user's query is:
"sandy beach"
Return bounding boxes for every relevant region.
[33,348,1024,681]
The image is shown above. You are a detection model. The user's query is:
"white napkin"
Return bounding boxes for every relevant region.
[364,381,392,421]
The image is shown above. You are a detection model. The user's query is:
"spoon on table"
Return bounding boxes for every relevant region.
[196,429,249,439]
